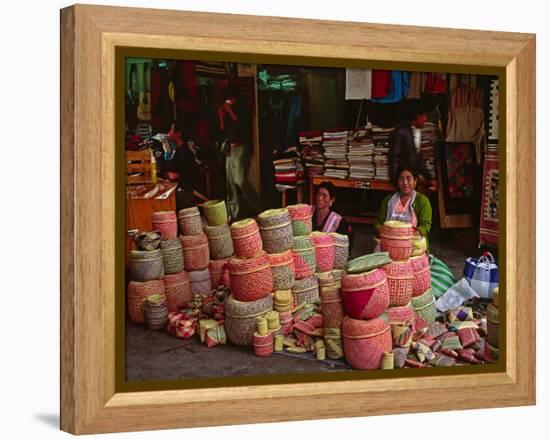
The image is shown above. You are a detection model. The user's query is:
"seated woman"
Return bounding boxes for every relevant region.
[312,182,353,245]
[374,165,433,252]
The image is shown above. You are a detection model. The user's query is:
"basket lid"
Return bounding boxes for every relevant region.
[346,252,392,274]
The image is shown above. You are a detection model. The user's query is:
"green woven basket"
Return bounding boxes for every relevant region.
[345,252,392,274]
[202,199,228,226]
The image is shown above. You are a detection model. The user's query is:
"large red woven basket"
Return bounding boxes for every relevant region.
[342,315,392,370]
[152,211,178,240]
[127,279,165,324]
[163,271,192,312]
[310,232,336,273]
[410,254,431,297]
[342,269,390,320]
[231,218,263,259]
[229,251,273,302]
[383,260,414,306]
[180,232,210,271]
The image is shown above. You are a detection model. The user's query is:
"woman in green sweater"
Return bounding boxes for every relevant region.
[374,165,433,252]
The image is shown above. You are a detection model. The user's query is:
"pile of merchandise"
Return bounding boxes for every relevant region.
[419,122,441,180]
[273,156,305,191]
[371,126,392,181]
[347,128,376,180]
[322,129,349,179]
[299,131,324,178]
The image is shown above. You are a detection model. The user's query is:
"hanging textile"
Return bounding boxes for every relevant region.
[479,146,499,247]
[407,72,422,99]
[371,70,393,98]
[487,79,499,144]
[370,71,409,103]
[444,143,475,199]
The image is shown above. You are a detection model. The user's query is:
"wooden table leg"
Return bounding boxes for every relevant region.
[282,189,287,207]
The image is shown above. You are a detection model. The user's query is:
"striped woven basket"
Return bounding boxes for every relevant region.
[291,275,320,306]
[410,254,431,297]
[127,279,165,324]
[320,286,344,329]
[411,288,437,329]
[202,199,228,227]
[129,249,165,282]
[310,232,336,273]
[324,327,344,359]
[331,233,349,269]
[342,268,390,320]
[317,271,335,288]
[486,303,499,347]
[381,221,414,238]
[342,315,392,369]
[152,211,178,240]
[163,271,192,312]
[291,236,316,279]
[160,239,184,274]
[145,294,169,330]
[229,251,273,302]
[188,268,212,296]
[273,290,293,312]
[231,218,263,259]
[209,258,228,289]
[287,204,313,236]
[224,294,273,346]
[180,232,210,271]
[205,223,234,260]
[380,222,413,262]
[258,208,294,254]
[253,332,274,357]
[268,250,295,291]
[177,207,203,236]
[383,260,414,306]
[331,269,344,288]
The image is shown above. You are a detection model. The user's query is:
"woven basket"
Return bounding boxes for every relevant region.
[205,223,234,260]
[411,288,437,328]
[152,211,178,240]
[209,258,228,289]
[127,279,165,324]
[387,303,415,348]
[160,239,184,274]
[324,327,344,359]
[342,269,390,320]
[180,232,210,271]
[129,249,164,282]
[320,287,344,329]
[145,294,169,330]
[134,231,161,251]
[380,221,414,238]
[380,236,413,261]
[292,236,316,279]
[231,218,263,259]
[163,271,192,312]
[331,233,349,269]
[268,250,295,291]
[258,209,294,254]
[225,294,273,346]
[410,254,431,297]
[188,268,212,296]
[253,332,274,357]
[202,199,228,226]
[291,275,319,306]
[486,303,499,347]
[383,260,414,307]
[229,251,273,302]
[342,315,392,369]
[177,207,203,236]
[346,252,392,274]
[287,204,313,236]
[310,232,335,273]
[273,290,292,311]
[317,271,335,288]
[331,269,344,288]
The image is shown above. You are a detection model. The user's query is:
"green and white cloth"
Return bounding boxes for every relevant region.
[429,255,457,299]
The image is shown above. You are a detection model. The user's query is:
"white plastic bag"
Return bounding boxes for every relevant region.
[435,277,479,312]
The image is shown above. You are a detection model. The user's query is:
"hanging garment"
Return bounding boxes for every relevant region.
[445,105,485,161]
[407,72,423,99]
[371,70,393,98]
[371,71,409,103]
[424,73,447,94]
[479,147,499,247]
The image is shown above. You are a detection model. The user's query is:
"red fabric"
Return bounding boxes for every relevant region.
[175,61,198,113]
[371,70,393,98]
[424,73,447,94]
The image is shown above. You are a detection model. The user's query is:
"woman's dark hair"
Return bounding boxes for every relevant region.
[317,181,336,199]
[393,164,419,187]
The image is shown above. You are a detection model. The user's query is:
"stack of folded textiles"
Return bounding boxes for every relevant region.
[420,122,440,180]
[299,131,324,177]
[323,129,349,179]
[273,147,304,191]
[348,128,376,180]
[371,126,392,182]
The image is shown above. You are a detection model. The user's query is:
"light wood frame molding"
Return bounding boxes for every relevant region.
[60,4,535,434]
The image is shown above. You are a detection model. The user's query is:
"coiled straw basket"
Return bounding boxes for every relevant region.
[188,268,212,296]
[231,218,263,259]
[380,221,413,261]
[310,232,335,273]
[410,254,431,297]
[287,204,313,236]
[331,233,349,269]
[209,258,228,289]
[127,279,165,324]
[205,223,234,260]
[268,250,295,291]
[180,232,210,271]
[163,271,192,312]
[224,294,273,346]
[258,208,294,254]
[229,251,273,302]
[177,207,203,236]
[129,249,164,282]
[202,199,228,226]
[152,211,178,240]
[411,288,437,329]
[342,315,392,369]
[160,239,184,274]
[341,268,390,320]
[291,236,316,279]
[383,260,414,306]
[291,275,320,306]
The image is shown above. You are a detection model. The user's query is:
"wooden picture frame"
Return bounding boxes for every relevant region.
[60,4,536,434]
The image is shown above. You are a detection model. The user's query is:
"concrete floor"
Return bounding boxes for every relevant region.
[126,227,477,382]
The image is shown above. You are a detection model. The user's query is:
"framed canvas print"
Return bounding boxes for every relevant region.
[60,4,535,435]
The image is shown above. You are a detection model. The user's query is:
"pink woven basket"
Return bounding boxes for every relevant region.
[127,279,165,324]
[410,254,431,297]
[387,303,415,326]
[320,287,344,329]
[188,268,212,296]
[342,315,392,370]
[231,218,263,259]
[152,211,178,240]
[310,232,336,273]
[287,204,313,236]
[380,222,414,239]
[163,271,192,312]
[383,260,414,306]
[253,332,274,357]
[268,250,295,291]
[292,236,316,279]
[380,237,413,261]
[342,269,390,320]
[209,258,228,289]
[229,251,273,302]
[180,232,210,271]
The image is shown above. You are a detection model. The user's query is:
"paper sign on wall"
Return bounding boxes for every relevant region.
[345,69,372,100]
